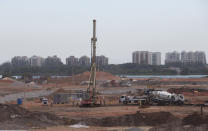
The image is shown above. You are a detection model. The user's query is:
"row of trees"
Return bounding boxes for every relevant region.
[0,62,208,77]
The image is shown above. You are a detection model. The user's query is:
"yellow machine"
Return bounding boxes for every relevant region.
[80,20,99,106]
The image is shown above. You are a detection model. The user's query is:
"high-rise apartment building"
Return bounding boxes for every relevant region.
[132,51,151,65]
[132,51,161,65]
[181,51,206,65]
[96,55,108,66]
[79,56,90,66]
[11,56,29,67]
[45,55,63,66]
[66,56,79,66]
[195,51,206,64]
[29,56,45,67]
[165,51,181,65]
[152,52,161,65]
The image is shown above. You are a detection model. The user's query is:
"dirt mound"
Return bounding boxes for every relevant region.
[72,111,178,127]
[49,71,120,85]
[0,104,68,130]
[74,71,120,81]
[183,112,208,126]
[0,79,13,84]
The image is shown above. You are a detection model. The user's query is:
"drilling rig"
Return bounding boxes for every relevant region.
[80,19,100,107]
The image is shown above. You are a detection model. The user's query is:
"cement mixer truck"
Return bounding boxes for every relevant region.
[146,90,185,105]
[119,89,185,105]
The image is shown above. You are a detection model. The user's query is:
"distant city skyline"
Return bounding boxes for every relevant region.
[4,50,207,66]
[0,0,207,64]
[1,51,207,65]
[9,55,109,67]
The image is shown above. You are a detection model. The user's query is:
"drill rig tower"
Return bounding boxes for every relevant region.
[81,19,99,106]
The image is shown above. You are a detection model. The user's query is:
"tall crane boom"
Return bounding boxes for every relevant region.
[89,19,97,102]
[81,19,99,106]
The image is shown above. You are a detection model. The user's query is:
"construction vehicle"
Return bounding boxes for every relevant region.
[146,90,185,105]
[80,20,100,107]
[41,97,48,105]
[119,95,147,105]
[102,80,131,87]
[120,89,185,106]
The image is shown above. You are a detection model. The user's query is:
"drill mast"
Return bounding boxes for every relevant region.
[87,19,97,103]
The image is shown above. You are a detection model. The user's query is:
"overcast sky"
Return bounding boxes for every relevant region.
[0,0,207,64]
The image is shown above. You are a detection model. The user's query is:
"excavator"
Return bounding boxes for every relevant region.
[80,20,100,107]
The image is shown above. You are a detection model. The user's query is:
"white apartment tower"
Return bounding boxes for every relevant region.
[181,51,206,65]
[132,51,161,65]
[165,51,181,64]
[152,52,161,65]
[29,56,45,67]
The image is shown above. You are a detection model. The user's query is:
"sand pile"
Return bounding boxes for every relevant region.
[0,104,68,130]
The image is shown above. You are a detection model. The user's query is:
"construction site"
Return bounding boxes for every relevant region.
[0,20,208,131]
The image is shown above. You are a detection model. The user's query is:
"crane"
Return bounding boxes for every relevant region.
[80,19,99,106]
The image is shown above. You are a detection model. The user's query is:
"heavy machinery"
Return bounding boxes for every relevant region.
[80,20,100,107]
[119,95,147,105]
[120,89,185,105]
[146,89,185,105]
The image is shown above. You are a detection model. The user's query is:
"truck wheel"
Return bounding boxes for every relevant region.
[177,101,184,105]
[171,96,176,104]
[123,101,127,104]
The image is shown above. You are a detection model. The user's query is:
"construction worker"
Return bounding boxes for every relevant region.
[50,101,53,107]
[138,100,143,108]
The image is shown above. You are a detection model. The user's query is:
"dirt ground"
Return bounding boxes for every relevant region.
[22,101,208,119]
[1,74,208,130]
[32,126,151,131]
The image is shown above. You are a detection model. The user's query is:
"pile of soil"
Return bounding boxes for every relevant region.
[0,104,68,130]
[72,111,178,127]
[0,79,14,87]
[49,71,120,85]
[78,71,120,81]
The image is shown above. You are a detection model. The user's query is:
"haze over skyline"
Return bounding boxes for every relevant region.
[0,0,207,64]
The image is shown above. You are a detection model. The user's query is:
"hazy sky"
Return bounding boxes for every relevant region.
[0,0,207,64]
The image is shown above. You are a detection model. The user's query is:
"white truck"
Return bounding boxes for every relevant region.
[120,90,185,105]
